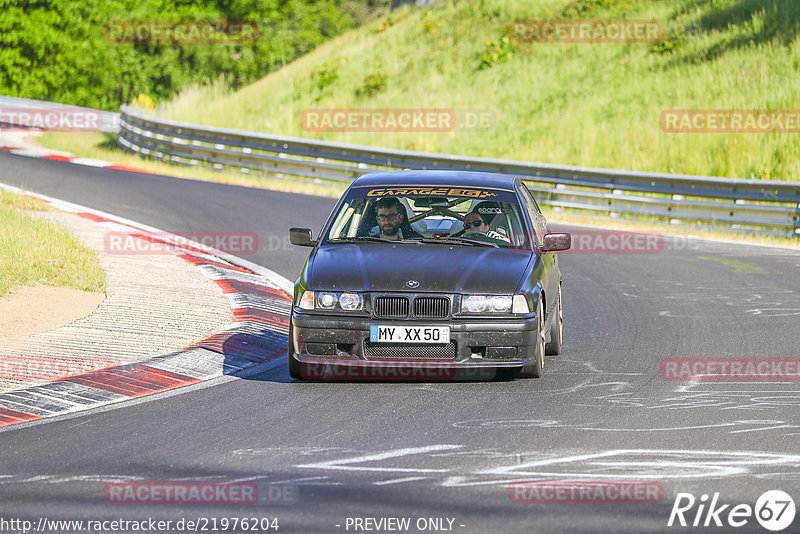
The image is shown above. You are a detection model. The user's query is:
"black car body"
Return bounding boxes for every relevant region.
[288,170,570,380]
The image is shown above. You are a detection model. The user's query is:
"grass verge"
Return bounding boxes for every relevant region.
[0,189,106,297]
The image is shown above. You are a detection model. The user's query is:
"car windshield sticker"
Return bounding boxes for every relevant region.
[366,187,497,198]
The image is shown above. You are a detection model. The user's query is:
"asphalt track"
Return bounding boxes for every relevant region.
[2,151,800,533]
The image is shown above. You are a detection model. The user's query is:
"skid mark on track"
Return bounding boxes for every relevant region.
[746,308,800,317]
[4,447,799,491]
[639,281,800,318]
[297,445,463,473]
[440,449,800,488]
[374,477,428,485]
[451,418,800,435]
[233,447,359,457]
[287,446,800,488]
[605,389,800,413]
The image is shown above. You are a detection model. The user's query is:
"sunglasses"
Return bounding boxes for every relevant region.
[464,220,484,228]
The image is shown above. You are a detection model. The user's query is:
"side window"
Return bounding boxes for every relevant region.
[519,185,546,246]
[328,199,368,239]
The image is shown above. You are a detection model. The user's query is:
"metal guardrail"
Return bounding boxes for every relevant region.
[118,106,800,236]
[2,94,795,234]
[0,94,797,234]
[0,95,120,133]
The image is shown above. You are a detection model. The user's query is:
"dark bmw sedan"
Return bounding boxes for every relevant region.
[288,170,570,380]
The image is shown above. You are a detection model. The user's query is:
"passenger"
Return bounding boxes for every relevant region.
[370,197,422,241]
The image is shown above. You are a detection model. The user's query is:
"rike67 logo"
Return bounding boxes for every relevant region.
[668,490,796,531]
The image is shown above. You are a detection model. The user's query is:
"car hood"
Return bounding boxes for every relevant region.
[308,243,533,294]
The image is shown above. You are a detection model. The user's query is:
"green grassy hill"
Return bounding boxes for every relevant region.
[154,0,800,181]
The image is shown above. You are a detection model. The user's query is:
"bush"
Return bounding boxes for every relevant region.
[561,0,636,18]
[311,63,340,93]
[652,27,688,54]
[355,70,387,97]
[0,0,365,110]
[478,36,514,70]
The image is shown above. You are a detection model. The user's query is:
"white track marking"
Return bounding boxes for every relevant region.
[69,157,113,167]
[297,445,462,473]
[374,476,427,485]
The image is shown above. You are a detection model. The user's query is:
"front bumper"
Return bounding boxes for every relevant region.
[290,310,539,373]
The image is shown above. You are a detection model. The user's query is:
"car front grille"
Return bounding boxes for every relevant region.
[373,296,409,319]
[413,297,450,319]
[363,342,456,360]
[372,295,451,319]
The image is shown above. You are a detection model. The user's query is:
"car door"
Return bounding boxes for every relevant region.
[517,181,559,319]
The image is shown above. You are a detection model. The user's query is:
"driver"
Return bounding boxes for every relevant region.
[369,197,421,241]
[463,210,507,241]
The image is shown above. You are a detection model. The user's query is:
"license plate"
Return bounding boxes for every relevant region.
[370,325,450,344]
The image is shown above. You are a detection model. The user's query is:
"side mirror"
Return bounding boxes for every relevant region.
[289,227,316,247]
[541,232,571,252]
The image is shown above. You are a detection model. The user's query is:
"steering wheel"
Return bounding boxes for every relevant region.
[463,231,485,238]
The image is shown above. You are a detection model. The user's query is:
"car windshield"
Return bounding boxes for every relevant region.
[323,185,530,249]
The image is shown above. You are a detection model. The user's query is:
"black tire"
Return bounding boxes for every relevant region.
[287,322,302,380]
[519,299,545,378]
[545,287,562,356]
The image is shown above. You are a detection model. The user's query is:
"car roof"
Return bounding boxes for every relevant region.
[350,170,519,191]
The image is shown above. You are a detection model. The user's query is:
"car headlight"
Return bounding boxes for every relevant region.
[461,295,513,314]
[338,292,362,310]
[298,290,363,311]
[317,292,337,309]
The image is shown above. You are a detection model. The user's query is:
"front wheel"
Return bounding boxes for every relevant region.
[545,288,562,356]
[519,298,545,378]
